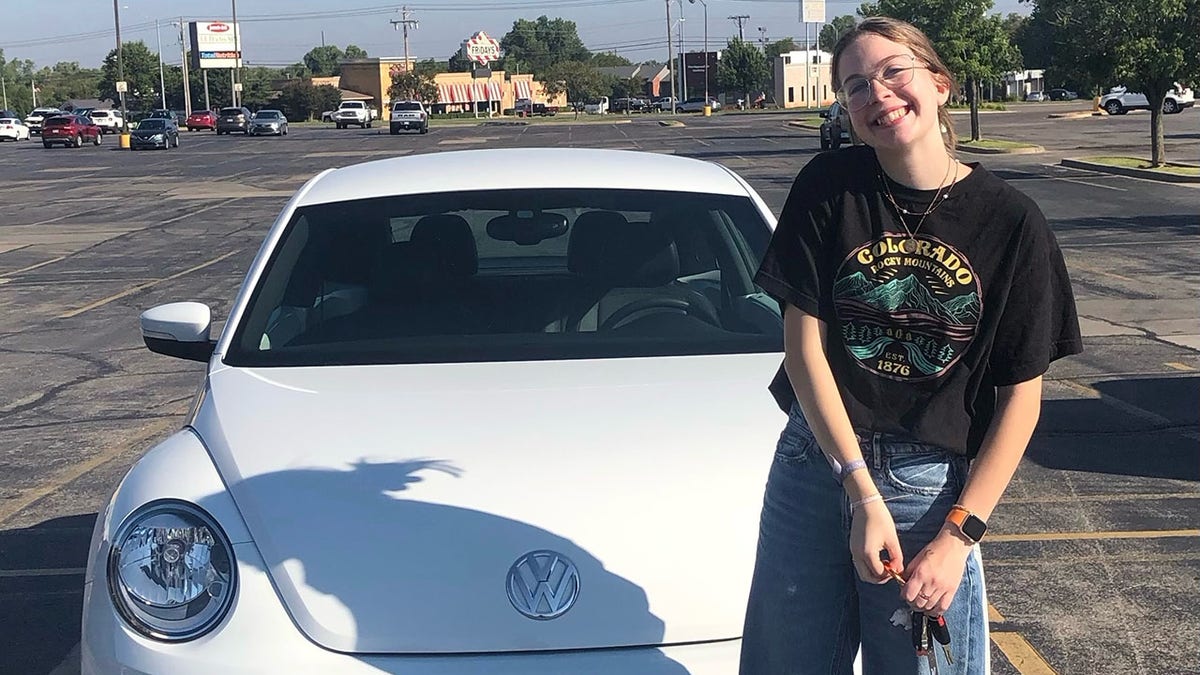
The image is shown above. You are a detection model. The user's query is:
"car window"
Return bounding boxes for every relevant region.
[393,102,422,111]
[227,188,782,366]
[255,111,280,118]
[139,119,166,129]
[220,107,243,115]
[44,118,69,126]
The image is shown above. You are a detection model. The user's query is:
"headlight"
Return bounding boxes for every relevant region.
[107,500,236,641]
[151,133,164,141]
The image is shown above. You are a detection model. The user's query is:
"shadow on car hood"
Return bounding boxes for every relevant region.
[195,353,784,654]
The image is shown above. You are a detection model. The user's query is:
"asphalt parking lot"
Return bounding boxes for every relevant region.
[0,102,1197,675]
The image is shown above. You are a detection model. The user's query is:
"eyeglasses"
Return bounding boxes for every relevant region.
[836,54,928,112]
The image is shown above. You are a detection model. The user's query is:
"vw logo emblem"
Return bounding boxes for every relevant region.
[506,550,580,620]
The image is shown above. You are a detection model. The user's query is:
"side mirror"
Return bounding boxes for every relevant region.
[487,211,569,246]
[819,111,829,118]
[140,302,216,362]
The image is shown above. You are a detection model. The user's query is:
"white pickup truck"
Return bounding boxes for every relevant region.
[333,101,373,129]
[389,100,428,135]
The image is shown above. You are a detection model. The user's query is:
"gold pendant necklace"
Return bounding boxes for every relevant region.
[880,157,958,242]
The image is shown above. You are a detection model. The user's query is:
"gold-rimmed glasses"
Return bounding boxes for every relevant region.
[836,54,929,112]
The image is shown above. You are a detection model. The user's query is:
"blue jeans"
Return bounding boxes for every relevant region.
[740,404,987,674]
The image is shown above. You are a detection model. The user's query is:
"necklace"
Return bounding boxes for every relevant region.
[879,156,958,241]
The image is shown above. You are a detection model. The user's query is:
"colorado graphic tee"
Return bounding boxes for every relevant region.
[756,147,1081,457]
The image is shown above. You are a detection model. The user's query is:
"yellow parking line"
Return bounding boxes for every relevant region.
[4,254,67,276]
[1165,362,1196,371]
[987,529,1200,543]
[989,604,1006,623]
[992,632,1058,674]
[58,250,239,319]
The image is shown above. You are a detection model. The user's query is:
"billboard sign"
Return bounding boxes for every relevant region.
[189,21,243,70]
[461,31,501,65]
[802,0,826,24]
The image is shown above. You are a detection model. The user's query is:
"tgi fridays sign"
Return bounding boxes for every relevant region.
[189,21,243,70]
[461,31,501,65]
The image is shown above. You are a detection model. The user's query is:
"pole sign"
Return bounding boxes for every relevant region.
[802,0,826,24]
[189,21,243,70]
[461,31,501,65]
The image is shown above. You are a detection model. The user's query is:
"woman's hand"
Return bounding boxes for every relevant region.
[850,499,903,584]
[901,527,974,615]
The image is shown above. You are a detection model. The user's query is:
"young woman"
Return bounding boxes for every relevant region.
[740,17,1081,675]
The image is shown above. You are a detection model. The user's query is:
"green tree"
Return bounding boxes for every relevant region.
[388,69,437,103]
[717,38,769,103]
[35,62,102,108]
[0,50,38,116]
[276,80,317,120]
[499,16,591,76]
[591,52,632,67]
[100,41,162,111]
[858,0,1022,142]
[313,84,343,118]
[303,45,345,76]
[1029,0,1200,166]
[414,59,448,77]
[448,50,474,73]
[765,38,798,61]
[820,15,859,51]
[344,45,368,60]
[611,75,647,99]
[543,61,610,105]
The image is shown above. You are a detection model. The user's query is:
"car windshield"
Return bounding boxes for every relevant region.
[139,119,167,129]
[393,102,422,111]
[0,118,17,124]
[43,118,69,126]
[220,108,243,115]
[226,188,782,367]
[254,111,280,119]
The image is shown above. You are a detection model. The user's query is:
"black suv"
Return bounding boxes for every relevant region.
[216,106,252,135]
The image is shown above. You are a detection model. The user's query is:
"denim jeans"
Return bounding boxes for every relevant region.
[740,404,988,675]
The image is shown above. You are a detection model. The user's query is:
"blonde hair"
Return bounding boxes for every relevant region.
[831,16,958,151]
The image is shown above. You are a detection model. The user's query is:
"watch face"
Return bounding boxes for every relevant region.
[962,515,988,542]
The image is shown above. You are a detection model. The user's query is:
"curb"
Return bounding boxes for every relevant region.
[957,143,1045,155]
[786,121,821,130]
[1047,110,1104,119]
[658,120,686,127]
[1061,158,1200,183]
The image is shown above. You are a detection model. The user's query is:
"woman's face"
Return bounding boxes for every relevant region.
[836,33,949,154]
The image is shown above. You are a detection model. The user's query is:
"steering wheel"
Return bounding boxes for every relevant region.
[599,297,720,331]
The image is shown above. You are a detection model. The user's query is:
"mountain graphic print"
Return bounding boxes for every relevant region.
[834,233,982,381]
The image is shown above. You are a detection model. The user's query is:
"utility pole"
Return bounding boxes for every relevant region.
[113,0,127,133]
[178,18,192,116]
[390,6,419,74]
[156,19,167,110]
[1,76,7,110]
[757,26,768,52]
[31,78,36,108]
[666,0,676,113]
[728,15,749,41]
[677,0,686,102]
[230,0,241,107]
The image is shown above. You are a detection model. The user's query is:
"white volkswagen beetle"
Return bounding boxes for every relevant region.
[81,148,794,673]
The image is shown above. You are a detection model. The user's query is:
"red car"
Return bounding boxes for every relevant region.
[41,115,102,148]
[186,110,218,131]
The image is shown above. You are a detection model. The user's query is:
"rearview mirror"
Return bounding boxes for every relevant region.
[486,211,568,245]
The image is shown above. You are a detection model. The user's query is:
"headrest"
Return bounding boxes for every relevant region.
[411,214,478,278]
[651,207,715,277]
[370,241,439,303]
[568,211,679,287]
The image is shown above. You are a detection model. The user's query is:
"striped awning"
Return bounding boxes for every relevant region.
[514,79,532,100]
[437,81,502,103]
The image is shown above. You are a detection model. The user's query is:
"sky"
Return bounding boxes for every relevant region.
[2,0,1028,70]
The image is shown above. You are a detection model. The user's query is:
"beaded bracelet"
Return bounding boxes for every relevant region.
[850,493,883,512]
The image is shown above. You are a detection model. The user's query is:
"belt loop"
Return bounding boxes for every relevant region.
[871,432,883,470]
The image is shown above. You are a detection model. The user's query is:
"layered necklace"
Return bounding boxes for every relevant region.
[879,155,959,242]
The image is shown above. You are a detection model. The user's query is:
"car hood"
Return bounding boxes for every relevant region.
[195,353,785,654]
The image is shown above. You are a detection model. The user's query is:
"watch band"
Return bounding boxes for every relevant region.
[946,505,988,543]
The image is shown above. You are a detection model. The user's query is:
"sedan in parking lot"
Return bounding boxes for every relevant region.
[81,148,791,674]
[216,106,252,135]
[130,118,180,150]
[41,115,102,148]
[0,117,30,141]
[248,109,289,136]
[186,110,218,131]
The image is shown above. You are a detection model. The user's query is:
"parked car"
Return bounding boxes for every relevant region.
[0,117,30,141]
[40,114,102,148]
[1100,85,1195,115]
[82,147,788,674]
[610,97,648,114]
[677,97,722,113]
[216,106,253,135]
[147,109,180,123]
[321,109,336,123]
[511,98,558,118]
[88,109,124,134]
[389,100,428,134]
[1048,88,1078,101]
[186,110,218,131]
[648,96,677,113]
[129,117,180,150]
[819,101,852,150]
[1024,91,1047,102]
[334,101,373,129]
[24,107,62,135]
[583,96,610,114]
[249,110,289,136]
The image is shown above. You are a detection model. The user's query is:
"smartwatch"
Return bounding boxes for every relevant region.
[946,505,987,543]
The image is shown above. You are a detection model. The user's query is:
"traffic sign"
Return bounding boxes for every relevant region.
[116,81,127,93]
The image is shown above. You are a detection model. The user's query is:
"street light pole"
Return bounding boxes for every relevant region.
[230,0,240,108]
[689,0,707,103]
[665,0,676,113]
[113,0,128,133]
[156,19,167,110]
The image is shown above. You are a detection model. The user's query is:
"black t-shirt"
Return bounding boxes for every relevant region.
[755,146,1082,457]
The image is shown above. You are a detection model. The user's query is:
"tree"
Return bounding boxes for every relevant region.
[276,80,317,120]
[717,38,769,102]
[499,16,591,76]
[611,75,647,99]
[344,45,368,60]
[0,50,39,116]
[414,59,448,77]
[591,52,632,67]
[765,38,798,62]
[543,61,611,104]
[303,46,345,76]
[820,15,859,51]
[100,41,162,110]
[313,85,343,117]
[858,0,1022,142]
[388,69,437,103]
[1029,0,1200,166]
